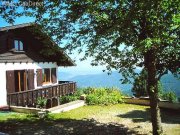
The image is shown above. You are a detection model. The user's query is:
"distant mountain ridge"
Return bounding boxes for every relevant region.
[58,71,180,96]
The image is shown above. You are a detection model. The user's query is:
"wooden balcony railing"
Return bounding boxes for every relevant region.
[7,81,76,108]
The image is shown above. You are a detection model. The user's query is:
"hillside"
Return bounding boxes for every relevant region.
[161,74,180,96]
[58,71,180,96]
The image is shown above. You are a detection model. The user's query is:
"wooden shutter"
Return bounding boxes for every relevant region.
[28,69,34,90]
[6,70,15,93]
[37,69,43,86]
[51,68,57,83]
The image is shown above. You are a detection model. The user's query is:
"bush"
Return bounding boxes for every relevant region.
[59,95,78,104]
[36,97,47,109]
[74,88,84,97]
[161,91,177,103]
[85,87,124,105]
[81,87,96,95]
[59,87,124,105]
[59,90,81,104]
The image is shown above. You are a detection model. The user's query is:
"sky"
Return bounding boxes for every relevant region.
[0,14,106,76]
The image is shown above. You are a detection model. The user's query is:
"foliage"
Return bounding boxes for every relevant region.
[157,81,164,98]
[161,91,177,103]
[85,87,124,105]
[132,69,148,97]
[59,94,78,104]
[59,87,124,105]
[81,87,97,95]
[157,82,177,103]
[1,0,179,134]
[132,70,178,103]
[75,88,85,96]
[59,91,80,104]
[36,97,47,109]
[1,1,179,78]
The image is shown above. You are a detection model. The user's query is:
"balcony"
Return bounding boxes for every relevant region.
[7,81,76,108]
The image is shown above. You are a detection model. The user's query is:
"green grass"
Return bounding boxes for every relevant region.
[0,112,29,121]
[49,104,148,120]
[0,104,179,135]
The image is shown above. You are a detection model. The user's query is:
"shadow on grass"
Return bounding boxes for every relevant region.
[117,109,150,123]
[117,108,180,124]
[160,108,180,124]
[0,115,139,135]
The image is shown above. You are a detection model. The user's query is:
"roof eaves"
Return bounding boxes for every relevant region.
[0,22,35,32]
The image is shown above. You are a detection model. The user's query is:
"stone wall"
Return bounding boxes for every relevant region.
[124,97,180,111]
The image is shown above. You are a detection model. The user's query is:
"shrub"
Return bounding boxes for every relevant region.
[36,97,47,109]
[74,88,84,97]
[82,87,96,95]
[59,95,78,104]
[59,90,81,104]
[85,87,124,105]
[161,91,177,103]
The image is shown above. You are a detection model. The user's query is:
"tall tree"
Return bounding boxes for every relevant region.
[1,0,179,134]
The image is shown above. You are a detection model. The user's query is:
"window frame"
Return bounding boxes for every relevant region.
[14,39,24,51]
[42,68,51,84]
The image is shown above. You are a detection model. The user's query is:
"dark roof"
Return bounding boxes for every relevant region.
[0,23,33,32]
[0,23,75,66]
[0,51,47,63]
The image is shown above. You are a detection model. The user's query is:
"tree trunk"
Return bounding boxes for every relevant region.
[144,50,162,135]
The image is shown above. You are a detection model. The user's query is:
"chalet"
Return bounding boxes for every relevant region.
[0,23,76,109]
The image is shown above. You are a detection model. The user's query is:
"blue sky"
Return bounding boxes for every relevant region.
[0,16,106,75]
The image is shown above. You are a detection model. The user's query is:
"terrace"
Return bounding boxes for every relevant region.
[7,81,76,109]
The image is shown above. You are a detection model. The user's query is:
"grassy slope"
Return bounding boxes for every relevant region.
[0,104,179,135]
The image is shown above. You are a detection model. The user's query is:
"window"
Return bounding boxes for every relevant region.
[14,70,27,92]
[42,68,51,83]
[14,40,23,51]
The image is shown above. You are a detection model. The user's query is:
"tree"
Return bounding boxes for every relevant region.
[1,0,179,134]
[132,69,148,97]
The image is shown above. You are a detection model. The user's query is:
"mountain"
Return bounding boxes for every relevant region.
[59,71,133,95]
[161,74,180,96]
[58,71,180,96]
[69,72,132,95]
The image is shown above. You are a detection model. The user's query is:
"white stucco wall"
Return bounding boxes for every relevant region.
[0,62,58,106]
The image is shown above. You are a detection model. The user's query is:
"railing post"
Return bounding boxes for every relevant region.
[7,94,11,107]
[74,82,76,93]
[57,97,60,105]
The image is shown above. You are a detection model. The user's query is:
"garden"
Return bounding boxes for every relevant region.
[0,87,180,135]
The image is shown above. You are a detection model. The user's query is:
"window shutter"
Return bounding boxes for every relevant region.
[28,69,34,90]
[37,69,43,86]
[51,68,57,83]
[6,70,15,93]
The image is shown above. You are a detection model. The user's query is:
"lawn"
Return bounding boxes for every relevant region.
[0,104,179,135]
